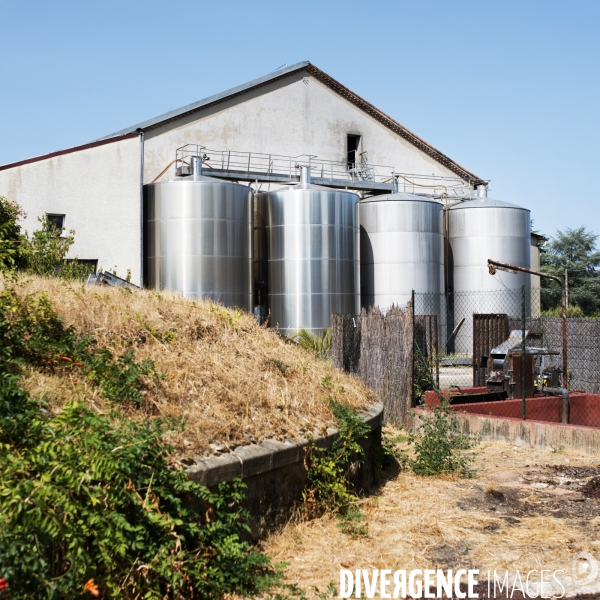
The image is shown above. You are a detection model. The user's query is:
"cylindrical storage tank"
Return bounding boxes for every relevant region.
[359,193,444,311]
[449,195,531,354]
[145,173,253,312]
[255,174,360,336]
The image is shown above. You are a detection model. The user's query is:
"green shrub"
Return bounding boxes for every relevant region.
[407,400,475,477]
[0,400,273,599]
[23,215,93,279]
[0,196,27,270]
[303,399,370,535]
[408,343,477,477]
[542,304,585,318]
[0,278,277,598]
[86,347,160,404]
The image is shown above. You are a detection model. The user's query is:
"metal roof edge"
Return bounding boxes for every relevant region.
[0,132,140,172]
[96,61,312,140]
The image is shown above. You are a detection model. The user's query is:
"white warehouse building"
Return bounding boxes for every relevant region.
[0,61,485,288]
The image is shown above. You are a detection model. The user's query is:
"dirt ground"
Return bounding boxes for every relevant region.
[259,439,600,598]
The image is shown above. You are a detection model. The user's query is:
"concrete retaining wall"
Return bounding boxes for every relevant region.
[415,407,600,456]
[185,402,384,539]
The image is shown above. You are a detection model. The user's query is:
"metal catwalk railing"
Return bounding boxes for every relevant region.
[174,144,474,197]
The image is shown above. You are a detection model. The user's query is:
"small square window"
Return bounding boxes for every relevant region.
[47,214,65,231]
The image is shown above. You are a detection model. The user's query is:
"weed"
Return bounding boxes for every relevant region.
[86,348,160,404]
[296,360,309,374]
[336,505,367,537]
[409,343,477,477]
[291,328,332,359]
[137,315,177,343]
[209,302,243,325]
[303,399,370,533]
[413,340,433,401]
[0,281,161,407]
[321,375,333,388]
[408,399,476,477]
[378,427,409,473]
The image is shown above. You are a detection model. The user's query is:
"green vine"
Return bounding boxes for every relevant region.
[303,399,370,536]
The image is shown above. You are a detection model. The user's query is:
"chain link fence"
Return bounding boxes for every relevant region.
[330,287,600,429]
[413,287,600,428]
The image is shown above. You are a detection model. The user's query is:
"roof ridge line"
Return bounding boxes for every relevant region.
[304,64,483,184]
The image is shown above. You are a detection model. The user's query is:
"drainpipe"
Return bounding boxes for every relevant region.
[545,387,569,424]
[137,128,144,287]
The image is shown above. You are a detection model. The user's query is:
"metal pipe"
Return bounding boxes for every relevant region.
[488,258,568,389]
[300,165,311,184]
[545,387,569,424]
[190,156,203,178]
[137,128,145,287]
[521,285,526,420]
[477,184,488,198]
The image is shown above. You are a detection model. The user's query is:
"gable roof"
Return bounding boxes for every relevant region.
[99,61,484,185]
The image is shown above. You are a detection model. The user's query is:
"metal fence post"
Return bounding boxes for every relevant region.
[411,289,415,407]
[521,285,526,420]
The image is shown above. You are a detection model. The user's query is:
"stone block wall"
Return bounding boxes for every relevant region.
[185,402,383,540]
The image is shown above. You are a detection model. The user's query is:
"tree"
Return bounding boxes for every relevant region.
[0,196,93,279]
[0,196,27,270]
[541,226,600,315]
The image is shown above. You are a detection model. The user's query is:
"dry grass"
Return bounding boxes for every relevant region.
[258,439,600,597]
[8,275,374,458]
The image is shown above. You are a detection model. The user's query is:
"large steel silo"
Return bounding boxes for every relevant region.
[255,167,360,335]
[449,187,531,354]
[144,158,253,311]
[359,192,444,311]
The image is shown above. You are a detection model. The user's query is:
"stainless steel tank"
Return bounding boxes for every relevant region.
[359,192,444,311]
[449,187,531,354]
[145,158,253,311]
[255,167,360,335]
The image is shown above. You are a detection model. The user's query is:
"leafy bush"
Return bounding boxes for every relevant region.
[0,400,273,599]
[408,344,476,477]
[0,195,27,270]
[303,399,370,535]
[86,347,159,404]
[0,278,277,598]
[23,215,93,279]
[407,399,475,477]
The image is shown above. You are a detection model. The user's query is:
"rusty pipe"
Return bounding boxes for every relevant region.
[545,387,569,424]
[487,259,568,389]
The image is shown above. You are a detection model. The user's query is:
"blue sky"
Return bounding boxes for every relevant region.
[1,0,598,240]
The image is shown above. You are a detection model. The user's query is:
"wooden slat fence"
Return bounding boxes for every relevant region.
[331,304,413,425]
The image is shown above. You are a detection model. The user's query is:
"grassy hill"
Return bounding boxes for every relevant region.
[14,275,373,460]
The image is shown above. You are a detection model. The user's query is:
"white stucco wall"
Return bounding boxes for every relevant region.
[143,72,466,186]
[0,135,142,284]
